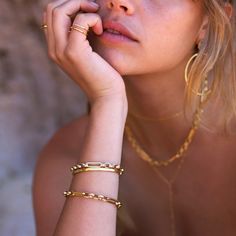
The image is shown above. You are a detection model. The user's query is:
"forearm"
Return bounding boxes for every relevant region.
[53,97,128,236]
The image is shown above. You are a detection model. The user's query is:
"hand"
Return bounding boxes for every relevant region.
[43,0,127,105]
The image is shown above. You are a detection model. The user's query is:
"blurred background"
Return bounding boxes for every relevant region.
[0,0,87,235]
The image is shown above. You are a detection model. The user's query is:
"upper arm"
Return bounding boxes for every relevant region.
[32,115,89,236]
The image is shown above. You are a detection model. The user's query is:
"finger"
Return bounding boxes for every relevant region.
[45,0,67,61]
[52,0,99,59]
[69,12,103,46]
[64,12,103,80]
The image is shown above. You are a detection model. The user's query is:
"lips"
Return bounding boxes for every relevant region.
[102,20,138,42]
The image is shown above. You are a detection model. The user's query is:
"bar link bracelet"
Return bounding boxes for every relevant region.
[70,161,124,176]
[64,190,122,209]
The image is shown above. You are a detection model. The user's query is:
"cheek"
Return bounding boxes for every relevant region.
[140,3,204,71]
[90,0,205,75]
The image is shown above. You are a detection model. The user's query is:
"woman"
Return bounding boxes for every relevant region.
[32,0,236,235]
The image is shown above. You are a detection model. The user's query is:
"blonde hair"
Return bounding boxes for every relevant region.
[186,0,236,133]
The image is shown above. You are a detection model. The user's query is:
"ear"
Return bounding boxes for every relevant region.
[224,2,233,19]
[196,14,209,45]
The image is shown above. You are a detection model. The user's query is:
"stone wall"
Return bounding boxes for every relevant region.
[0,0,87,235]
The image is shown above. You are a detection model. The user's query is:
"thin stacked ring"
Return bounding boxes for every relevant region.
[70,23,89,36]
[40,24,48,30]
[40,23,88,37]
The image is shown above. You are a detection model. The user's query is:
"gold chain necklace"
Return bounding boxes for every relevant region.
[128,110,183,122]
[124,85,210,235]
[124,105,202,168]
[124,115,198,236]
[150,152,186,236]
[124,70,211,168]
[125,109,202,236]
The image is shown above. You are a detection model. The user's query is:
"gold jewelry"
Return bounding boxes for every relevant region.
[124,53,211,168]
[70,24,89,36]
[40,24,48,30]
[72,23,88,31]
[71,162,124,176]
[64,190,122,209]
[125,72,211,167]
[124,121,191,236]
[125,104,202,167]
[124,104,205,236]
[124,52,211,167]
[127,110,183,122]
[125,123,190,236]
[184,53,211,101]
[152,150,186,236]
[124,52,211,236]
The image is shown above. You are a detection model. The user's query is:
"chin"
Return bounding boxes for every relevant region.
[93,46,134,76]
[89,36,141,76]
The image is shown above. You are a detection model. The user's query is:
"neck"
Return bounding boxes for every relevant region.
[123,56,198,160]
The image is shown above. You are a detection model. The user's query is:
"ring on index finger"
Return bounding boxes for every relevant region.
[69,24,89,36]
[40,24,48,30]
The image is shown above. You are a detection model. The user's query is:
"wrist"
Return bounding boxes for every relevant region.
[89,100,128,135]
[91,95,128,119]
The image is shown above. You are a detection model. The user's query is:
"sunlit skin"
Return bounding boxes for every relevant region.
[93,0,205,75]
[89,0,236,235]
[34,0,236,235]
[90,0,208,163]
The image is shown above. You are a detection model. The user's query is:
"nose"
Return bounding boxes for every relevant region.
[106,0,134,14]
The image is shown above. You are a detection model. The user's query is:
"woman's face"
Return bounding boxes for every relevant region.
[90,0,207,76]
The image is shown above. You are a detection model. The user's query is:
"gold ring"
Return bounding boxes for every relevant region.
[40,24,48,30]
[70,24,89,36]
[72,23,88,31]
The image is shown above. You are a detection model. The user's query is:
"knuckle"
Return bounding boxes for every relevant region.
[64,46,77,61]
[55,49,64,62]
[48,50,57,61]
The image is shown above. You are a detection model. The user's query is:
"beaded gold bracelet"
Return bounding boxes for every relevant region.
[70,162,124,176]
[64,190,122,209]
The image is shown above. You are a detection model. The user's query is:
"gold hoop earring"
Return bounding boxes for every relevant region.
[184,53,211,102]
[184,53,198,84]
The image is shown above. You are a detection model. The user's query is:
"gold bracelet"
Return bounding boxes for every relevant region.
[70,162,124,176]
[64,190,122,209]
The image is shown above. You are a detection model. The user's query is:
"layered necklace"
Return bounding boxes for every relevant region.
[124,79,211,236]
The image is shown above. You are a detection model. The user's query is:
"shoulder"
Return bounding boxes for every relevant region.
[32,114,89,236]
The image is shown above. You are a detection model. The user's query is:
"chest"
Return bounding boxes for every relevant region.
[117,136,236,236]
